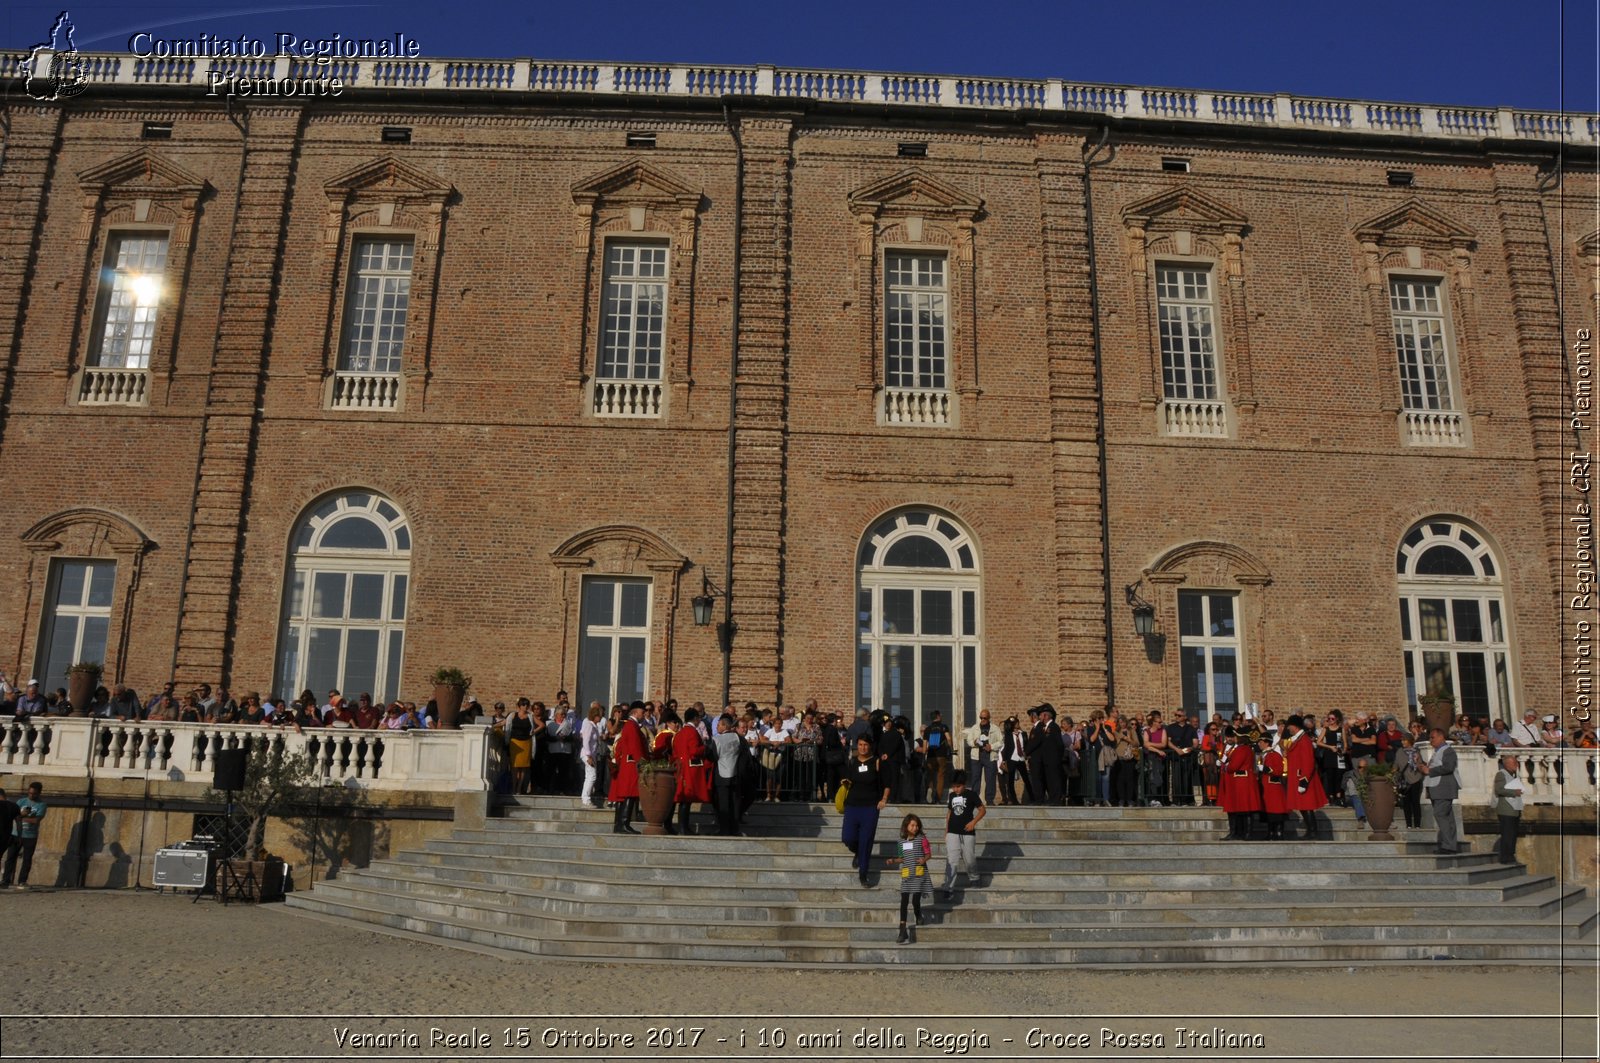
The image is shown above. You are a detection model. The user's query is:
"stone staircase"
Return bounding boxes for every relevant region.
[285,800,1599,967]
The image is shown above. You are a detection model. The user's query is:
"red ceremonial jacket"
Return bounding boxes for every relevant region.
[1219,742,1261,814]
[672,726,713,803]
[1259,748,1288,814]
[1285,731,1327,811]
[607,718,645,800]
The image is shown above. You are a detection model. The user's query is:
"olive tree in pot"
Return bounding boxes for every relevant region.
[430,666,471,730]
[67,661,103,714]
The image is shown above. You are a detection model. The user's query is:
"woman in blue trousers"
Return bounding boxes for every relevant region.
[841,735,891,887]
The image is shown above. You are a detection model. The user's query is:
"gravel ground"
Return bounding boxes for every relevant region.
[0,890,1594,1062]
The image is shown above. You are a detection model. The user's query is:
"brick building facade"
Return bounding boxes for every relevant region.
[1,55,1595,732]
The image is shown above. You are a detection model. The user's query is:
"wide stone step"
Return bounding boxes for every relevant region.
[285,893,1600,967]
[339,865,1592,929]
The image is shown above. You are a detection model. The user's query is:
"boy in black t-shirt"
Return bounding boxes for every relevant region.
[938,770,985,897]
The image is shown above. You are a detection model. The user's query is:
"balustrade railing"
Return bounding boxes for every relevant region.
[330,370,402,411]
[79,366,149,406]
[8,51,1593,146]
[593,378,663,417]
[1161,398,1228,438]
[1447,747,1597,807]
[1402,408,1466,446]
[882,386,953,427]
[0,717,490,793]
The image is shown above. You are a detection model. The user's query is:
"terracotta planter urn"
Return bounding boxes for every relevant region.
[638,767,678,836]
[1364,777,1397,841]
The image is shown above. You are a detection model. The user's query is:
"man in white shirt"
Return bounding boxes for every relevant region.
[1508,711,1541,747]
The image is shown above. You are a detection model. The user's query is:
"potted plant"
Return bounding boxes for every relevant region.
[429,666,471,730]
[67,661,103,714]
[636,756,678,836]
[1418,692,1455,735]
[1355,760,1398,840]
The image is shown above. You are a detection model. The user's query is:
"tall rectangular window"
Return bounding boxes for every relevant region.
[340,239,414,374]
[1390,277,1455,412]
[598,243,667,380]
[576,578,651,711]
[885,253,947,390]
[37,560,115,690]
[94,234,169,369]
[1178,590,1241,724]
[1156,265,1217,400]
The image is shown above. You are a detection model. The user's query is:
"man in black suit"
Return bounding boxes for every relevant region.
[1027,704,1066,805]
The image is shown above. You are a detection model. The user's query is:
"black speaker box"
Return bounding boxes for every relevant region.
[212,747,248,791]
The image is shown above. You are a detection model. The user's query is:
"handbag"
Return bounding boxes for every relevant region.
[1099,744,1116,771]
[833,779,850,813]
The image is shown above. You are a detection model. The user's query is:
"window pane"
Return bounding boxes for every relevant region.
[1180,646,1207,716]
[390,574,408,621]
[1418,599,1448,642]
[57,562,88,607]
[1422,651,1453,699]
[921,644,954,724]
[858,590,872,636]
[1209,594,1235,637]
[1178,592,1203,638]
[956,544,974,569]
[321,517,388,551]
[962,591,976,637]
[1399,600,1411,641]
[1457,653,1489,719]
[1211,647,1238,716]
[882,589,915,635]
[86,563,116,608]
[962,645,977,730]
[1404,653,1417,711]
[582,579,614,628]
[394,526,411,551]
[857,643,874,711]
[1417,544,1473,577]
[307,628,343,695]
[617,637,647,703]
[349,573,384,620]
[312,573,347,619]
[577,635,613,711]
[40,615,81,689]
[921,589,953,636]
[344,629,380,698]
[881,644,914,718]
[1451,599,1483,643]
[287,571,306,619]
[1494,653,1510,716]
[276,623,302,703]
[883,535,949,568]
[382,630,404,704]
[1488,600,1503,642]
[619,582,649,629]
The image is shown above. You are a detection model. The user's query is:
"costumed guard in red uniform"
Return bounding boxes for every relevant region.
[1219,726,1261,839]
[1257,734,1289,840]
[1282,714,1328,839]
[672,707,714,836]
[608,702,646,834]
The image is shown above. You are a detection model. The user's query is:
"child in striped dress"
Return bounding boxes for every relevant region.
[884,813,932,944]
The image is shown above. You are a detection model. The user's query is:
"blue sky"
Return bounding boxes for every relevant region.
[4,0,1596,111]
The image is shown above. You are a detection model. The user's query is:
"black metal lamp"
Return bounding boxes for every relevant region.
[1125,583,1157,637]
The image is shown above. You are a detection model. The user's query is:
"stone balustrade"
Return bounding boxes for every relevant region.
[1161,398,1228,437]
[78,366,149,406]
[0,717,491,793]
[329,370,401,410]
[1445,746,1597,807]
[593,378,662,417]
[6,50,1592,147]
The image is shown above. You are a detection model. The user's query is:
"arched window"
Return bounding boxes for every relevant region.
[275,492,411,703]
[1396,519,1512,720]
[857,510,981,732]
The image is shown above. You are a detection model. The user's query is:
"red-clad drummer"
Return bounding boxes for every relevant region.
[1219,725,1261,840]
[1281,713,1329,839]
[1256,733,1289,840]
[608,701,646,834]
[672,706,713,836]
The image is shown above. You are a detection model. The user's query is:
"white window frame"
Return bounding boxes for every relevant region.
[857,510,981,732]
[593,240,668,418]
[91,231,169,370]
[1397,520,1514,720]
[36,559,116,689]
[576,577,653,708]
[339,237,414,375]
[1389,274,1467,447]
[1176,590,1244,724]
[1155,261,1228,438]
[276,493,411,704]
